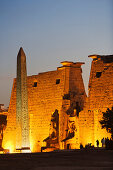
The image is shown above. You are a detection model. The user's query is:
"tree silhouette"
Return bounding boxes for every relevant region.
[100,107,113,140]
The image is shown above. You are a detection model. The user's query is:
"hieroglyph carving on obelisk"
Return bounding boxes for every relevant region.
[16,47,30,151]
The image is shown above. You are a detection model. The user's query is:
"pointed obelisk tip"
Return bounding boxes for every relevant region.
[20,47,23,51]
[18,47,25,57]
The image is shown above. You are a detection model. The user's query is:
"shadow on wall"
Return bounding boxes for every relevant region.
[0,115,7,149]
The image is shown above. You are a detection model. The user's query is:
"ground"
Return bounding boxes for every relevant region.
[0,149,113,170]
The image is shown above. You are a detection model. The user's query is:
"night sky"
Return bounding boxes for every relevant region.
[0,0,113,107]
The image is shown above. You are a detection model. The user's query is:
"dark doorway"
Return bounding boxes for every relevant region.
[67,144,70,149]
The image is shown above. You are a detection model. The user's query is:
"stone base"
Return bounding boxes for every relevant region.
[16,147,31,153]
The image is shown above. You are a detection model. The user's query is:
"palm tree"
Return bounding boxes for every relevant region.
[100,107,113,139]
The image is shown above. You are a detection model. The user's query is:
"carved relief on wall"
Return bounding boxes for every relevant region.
[43,109,59,147]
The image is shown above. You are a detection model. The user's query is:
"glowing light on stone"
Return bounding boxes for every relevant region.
[16,47,30,152]
[4,141,14,153]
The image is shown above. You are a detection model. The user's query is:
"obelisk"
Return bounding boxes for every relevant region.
[16,47,30,152]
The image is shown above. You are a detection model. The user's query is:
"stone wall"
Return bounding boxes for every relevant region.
[79,55,113,147]
[3,54,113,152]
[3,79,16,152]
[3,61,86,152]
[28,69,66,152]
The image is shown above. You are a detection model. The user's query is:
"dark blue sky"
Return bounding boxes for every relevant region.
[0,0,113,107]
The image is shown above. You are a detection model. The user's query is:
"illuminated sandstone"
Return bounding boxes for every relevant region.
[79,55,113,147]
[16,47,30,152]
[2,49,86,152]
[2,51,113,152]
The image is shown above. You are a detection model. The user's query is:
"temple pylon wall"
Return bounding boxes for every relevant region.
[2,50,113,152]
[79,55,113,147]
[3,59,86,152]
